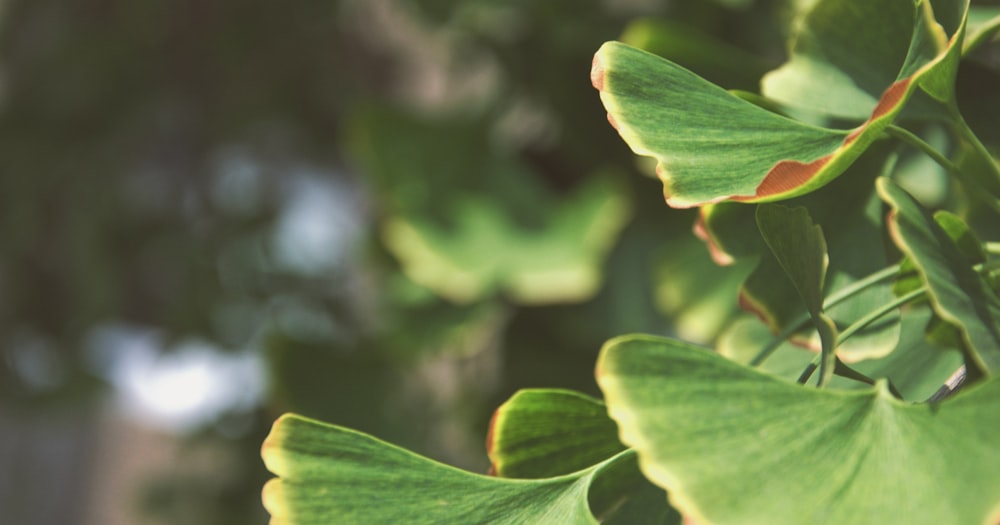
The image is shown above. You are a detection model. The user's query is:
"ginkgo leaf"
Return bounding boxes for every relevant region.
[383,175,630,305]
[762,0,968,119]
[878,177,1000,374]
[486,389,680,524]
[698,146,901,362]
[262,413,654,525]
[591,0,968,207]
[755,204,838,384]
[762,0,917,120]
[487,389,625,479]
[350,106,631,306]
[965,6,1000,54]
[597,334,1000,525]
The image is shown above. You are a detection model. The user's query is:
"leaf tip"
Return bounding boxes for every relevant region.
[261,479,286,522]
[590,51,605,91]
[261,413,298,478]
[693,211,735,266]
[485,407,503,476]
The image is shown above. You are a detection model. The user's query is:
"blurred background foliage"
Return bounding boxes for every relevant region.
[0,0,951,523]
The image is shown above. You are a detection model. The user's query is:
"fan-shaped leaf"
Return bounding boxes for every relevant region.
[262,413,651,524]
[591,1,968,207]
[487,389,625,479]
[597,334,1000,525]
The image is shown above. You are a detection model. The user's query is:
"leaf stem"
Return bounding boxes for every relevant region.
[836,288,926,346]
[796,288,924,387]
[749,265,899,366]
[947,102,1000,187]
[886,124,1000,214]
[885,124,961,173]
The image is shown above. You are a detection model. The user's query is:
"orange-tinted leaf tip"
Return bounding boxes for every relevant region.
[591,52,621,131]
[591,53,605,91]
[885,209,902,246]
[485,407,502,476]
[693,212,735,266]
[654,163,679,204]
[607,112,620,131]
[737,289,774,329]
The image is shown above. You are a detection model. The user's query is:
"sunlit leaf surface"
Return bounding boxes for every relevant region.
[592,0,968,207]
[263,414,656,524]
[597,334,1000,525]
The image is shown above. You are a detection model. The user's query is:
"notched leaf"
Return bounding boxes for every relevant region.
[597,334,1000,525]
[261,413,656,524]
[593,1,969,207]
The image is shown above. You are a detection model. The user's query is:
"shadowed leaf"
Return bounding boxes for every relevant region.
[755,204,838,384]
[878,177,1000,374]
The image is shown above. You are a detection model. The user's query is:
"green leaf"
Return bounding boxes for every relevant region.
[486,390,680,524]
[763,0,969,118]
[755,204,838,384]
[654,232,757,344]
[755,204,828,315]
[851,307,965,401]
[932,209,987,263]
[718,315,870,391]
[592,2,969,207]
[350,106,631,305]
[596,334,1000,525]
[383,175,630,304]
[619,17,773,91]
[703,147,901,362]
[878,177,1000,374]
[963,5,1000,55]
[892,208,982,299]
[761,0,918,120]
[592,41,848,207]
[487,389,625,478]
[262,413,653,524]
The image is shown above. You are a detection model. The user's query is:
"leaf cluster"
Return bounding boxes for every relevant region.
[262,1,1000,523]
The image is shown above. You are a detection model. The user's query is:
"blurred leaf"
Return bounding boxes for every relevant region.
[597,334,1000,525]
[964,6,1000,54]
[654,232,756,344]
[350,106,631,304]
[383,175,631,304]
